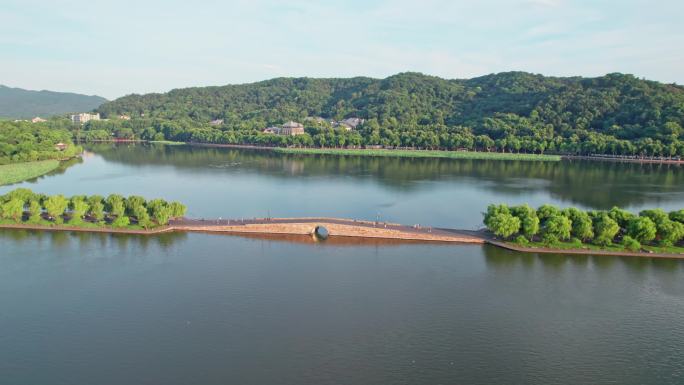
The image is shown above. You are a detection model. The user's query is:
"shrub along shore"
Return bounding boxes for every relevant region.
[483,204,684,254]
[0,188,186,230]
[271,147,561,161]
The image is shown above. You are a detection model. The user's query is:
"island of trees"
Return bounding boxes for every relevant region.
[0,188,186,230]
[70,72,684,158]
[483,204,684,253]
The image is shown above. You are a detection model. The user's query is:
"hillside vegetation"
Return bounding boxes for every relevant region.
[0,120,80,164]
[90,72,684,156]
[0,85,106,119]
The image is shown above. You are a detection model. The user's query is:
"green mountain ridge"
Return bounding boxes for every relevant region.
[85,72,684,156]
[98,72,684,139]
[0,85,107,119]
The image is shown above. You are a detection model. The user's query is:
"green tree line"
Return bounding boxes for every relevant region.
[0,120,81,164]
[483,203,684,251]
[78,72,684,157]
[0,188,186,229]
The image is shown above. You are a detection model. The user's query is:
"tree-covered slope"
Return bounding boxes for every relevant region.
[92,72,684,156]
[0,85,107,118]
[0,120,81,164]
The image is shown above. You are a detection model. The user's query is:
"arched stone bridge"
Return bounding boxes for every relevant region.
[169,217,485,244]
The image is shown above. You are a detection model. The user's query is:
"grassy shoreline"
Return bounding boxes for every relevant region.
[0,160,62,186]
[521,240,684,255]
[271,147,561,161]
[0,220,170,234]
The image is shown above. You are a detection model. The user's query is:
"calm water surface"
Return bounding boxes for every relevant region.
[3,143,684,228]
[2,144,684,385]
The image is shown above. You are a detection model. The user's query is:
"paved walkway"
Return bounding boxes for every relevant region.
[2,217,682,258]
[169,217,486,243]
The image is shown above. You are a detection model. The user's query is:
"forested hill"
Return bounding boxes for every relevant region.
[91,72,684,156]
[0,85,106,119]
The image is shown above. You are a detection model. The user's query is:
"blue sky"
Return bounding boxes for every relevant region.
[2,0,682,99]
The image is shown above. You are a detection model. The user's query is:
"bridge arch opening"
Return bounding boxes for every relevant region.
[313,225,329,241]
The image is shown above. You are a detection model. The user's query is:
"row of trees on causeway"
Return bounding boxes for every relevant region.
[0,188,186,229]
[483,204,684,251]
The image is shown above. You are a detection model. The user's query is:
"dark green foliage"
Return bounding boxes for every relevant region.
[670,210,684,224]
[537,204,562,221]
[511,204,540,240]
[0,121,81,165]
[483,204,683,250]
[87,195,105,222]
[490,213,521,239]
[111,215,130,228]
[608,207,636,228]
[483,204,520,238]
[640,209,684,245]
[133,205,152,229]
[622,236,642,251]
[1,198,24,222]
[0,85,106,119]
[639,209,669,226]
[626,217,657,243]
[514,235,530,246]
[3,188,36,202]
[593,214,620,246]
[0,188,181,227]
[44,195,68,224]
[541,214,572,244]
[88,72,684,156]
[484,204,510,225]
[105,194,125,217]
[125,195,147,216]
[563,208,594,241]
[69,197,89,224]
[656,220,684,246]
[168,201,187,219]
[27,200,42,223]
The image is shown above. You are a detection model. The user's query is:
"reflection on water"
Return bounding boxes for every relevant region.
[88,143,684,209]
[483,243,684,273]
[3,233,684,385]
[0,228,187,251]
[2,143,684,230]
[3,144,684,385]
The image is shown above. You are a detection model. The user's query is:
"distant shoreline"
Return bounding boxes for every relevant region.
[83,140,684,165]
[561,155,684,165]
[2,217,683,259]
[178,142,562,161]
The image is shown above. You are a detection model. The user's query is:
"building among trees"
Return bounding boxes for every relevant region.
[70,113,100,124]
[337,117,364,130]
[278,121,305,136]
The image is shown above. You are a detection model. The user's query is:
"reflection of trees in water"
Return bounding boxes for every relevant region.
[482,244,683,273]
[87,143,684,209]
[0,228,187,252]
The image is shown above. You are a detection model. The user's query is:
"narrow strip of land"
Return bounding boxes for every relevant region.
[2,216,683,259]
[484,238,684,259]
[170,217,485,243]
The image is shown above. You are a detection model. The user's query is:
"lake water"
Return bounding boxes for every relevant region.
[2,144,684,385]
